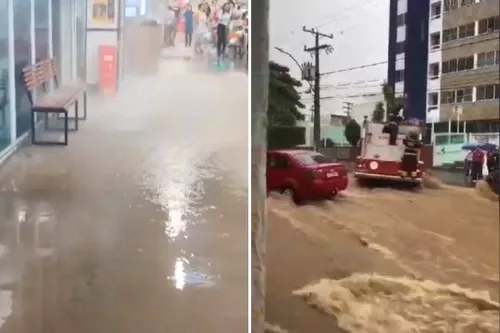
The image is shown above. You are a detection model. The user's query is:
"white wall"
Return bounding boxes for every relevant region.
[85,0,123,87]
[426,0,443,123]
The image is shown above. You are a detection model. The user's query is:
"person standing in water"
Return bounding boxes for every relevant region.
[216,3,231,65]
[471,147,485,183]
[184,4,194,47]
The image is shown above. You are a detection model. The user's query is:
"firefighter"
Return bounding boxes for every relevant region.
[382,110,404,145]
[470,147,485,183]
[399,131,422,178]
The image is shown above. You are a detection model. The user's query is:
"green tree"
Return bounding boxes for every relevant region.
[344,119,361,147]
[268,61,305,126]
[372,101,385,122]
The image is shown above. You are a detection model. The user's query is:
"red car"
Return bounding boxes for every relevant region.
[267,150,348,202]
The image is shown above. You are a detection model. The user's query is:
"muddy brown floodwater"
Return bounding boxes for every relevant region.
[0,59,248,332]
[266,180,499,333]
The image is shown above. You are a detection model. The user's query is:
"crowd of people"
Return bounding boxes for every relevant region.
[466,146,499,183]
[160,0,247,65]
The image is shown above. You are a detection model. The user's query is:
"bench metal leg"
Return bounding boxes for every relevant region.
[31,109,35,145]
[32,108,68,146]
[81,91,87,120]
[64,111,68,145]
[74,100,79,131]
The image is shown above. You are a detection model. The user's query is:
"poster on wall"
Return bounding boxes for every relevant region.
[91,0,116,26]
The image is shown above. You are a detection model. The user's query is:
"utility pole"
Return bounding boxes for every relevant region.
[343,102,353,118]
[303,26,333,151]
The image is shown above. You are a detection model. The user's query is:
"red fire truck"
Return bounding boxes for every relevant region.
[354,120,425,186]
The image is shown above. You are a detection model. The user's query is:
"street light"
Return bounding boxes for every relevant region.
[274,47,303,72]
[274,47,314,88]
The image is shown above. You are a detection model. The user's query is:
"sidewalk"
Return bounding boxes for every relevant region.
[0,59,248,332]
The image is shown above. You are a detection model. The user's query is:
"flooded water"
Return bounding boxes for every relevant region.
[268,181,499,332]
[294,274,499,333]
[0,59,248,332]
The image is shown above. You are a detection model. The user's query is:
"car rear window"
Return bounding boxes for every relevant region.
[294,153,332,165]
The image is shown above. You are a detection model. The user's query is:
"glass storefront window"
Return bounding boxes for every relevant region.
[75,0,86,80]
[0,0,11,151]
[35,0,49,62]
[52,0,62,80]
[13,0,32,138]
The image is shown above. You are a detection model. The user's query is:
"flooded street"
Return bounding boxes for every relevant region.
[0,60,248,332]
[266,181,499,333]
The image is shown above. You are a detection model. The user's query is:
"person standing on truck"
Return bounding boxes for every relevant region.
[471,147,485,183]
[400,131,422,178]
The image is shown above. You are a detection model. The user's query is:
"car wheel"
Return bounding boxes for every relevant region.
[326,191,338,200]
[282,186,301,204]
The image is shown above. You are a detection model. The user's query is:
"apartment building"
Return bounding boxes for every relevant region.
[387,0,500,132]
[387,0,430,120]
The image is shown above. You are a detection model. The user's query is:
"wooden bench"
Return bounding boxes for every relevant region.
[22,58,87,146]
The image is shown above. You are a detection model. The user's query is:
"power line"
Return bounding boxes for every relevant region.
[313,1,382,29]
[320,36,500,76]
[300,71,499,95]
[302,81,500,100]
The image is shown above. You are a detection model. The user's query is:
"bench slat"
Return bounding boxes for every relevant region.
[24,58,86,110]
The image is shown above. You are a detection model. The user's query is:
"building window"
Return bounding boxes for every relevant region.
[476,84,499,100]
[397,13,406,27]
[442,28,457,43]
[477,51,497,68]
[458,22,475,39]
[444,0,458,12]
[428,63,439,78]
[430,2,441,18]
[442,61,449,74]
[428,92,439,106]
[441,90,456,104]
[395,41,405,54]
[449,58,457,72]
[430,32,440,49]
[460,0,475,6]
[395,70,404,82]
[457,56,474,71]
[441,88,473,104]
[478,16,500,34]
[456,87,473,102]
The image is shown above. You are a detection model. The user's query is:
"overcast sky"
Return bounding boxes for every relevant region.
[269,0,390,115]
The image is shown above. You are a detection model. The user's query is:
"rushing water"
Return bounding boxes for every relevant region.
[268,181,499,332]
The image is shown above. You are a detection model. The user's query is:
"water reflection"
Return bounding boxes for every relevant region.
[0,290,12,328]
[168,257,219,290]
[173,258,187,290]
[142,148,211,241]
[164,202,187,240]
